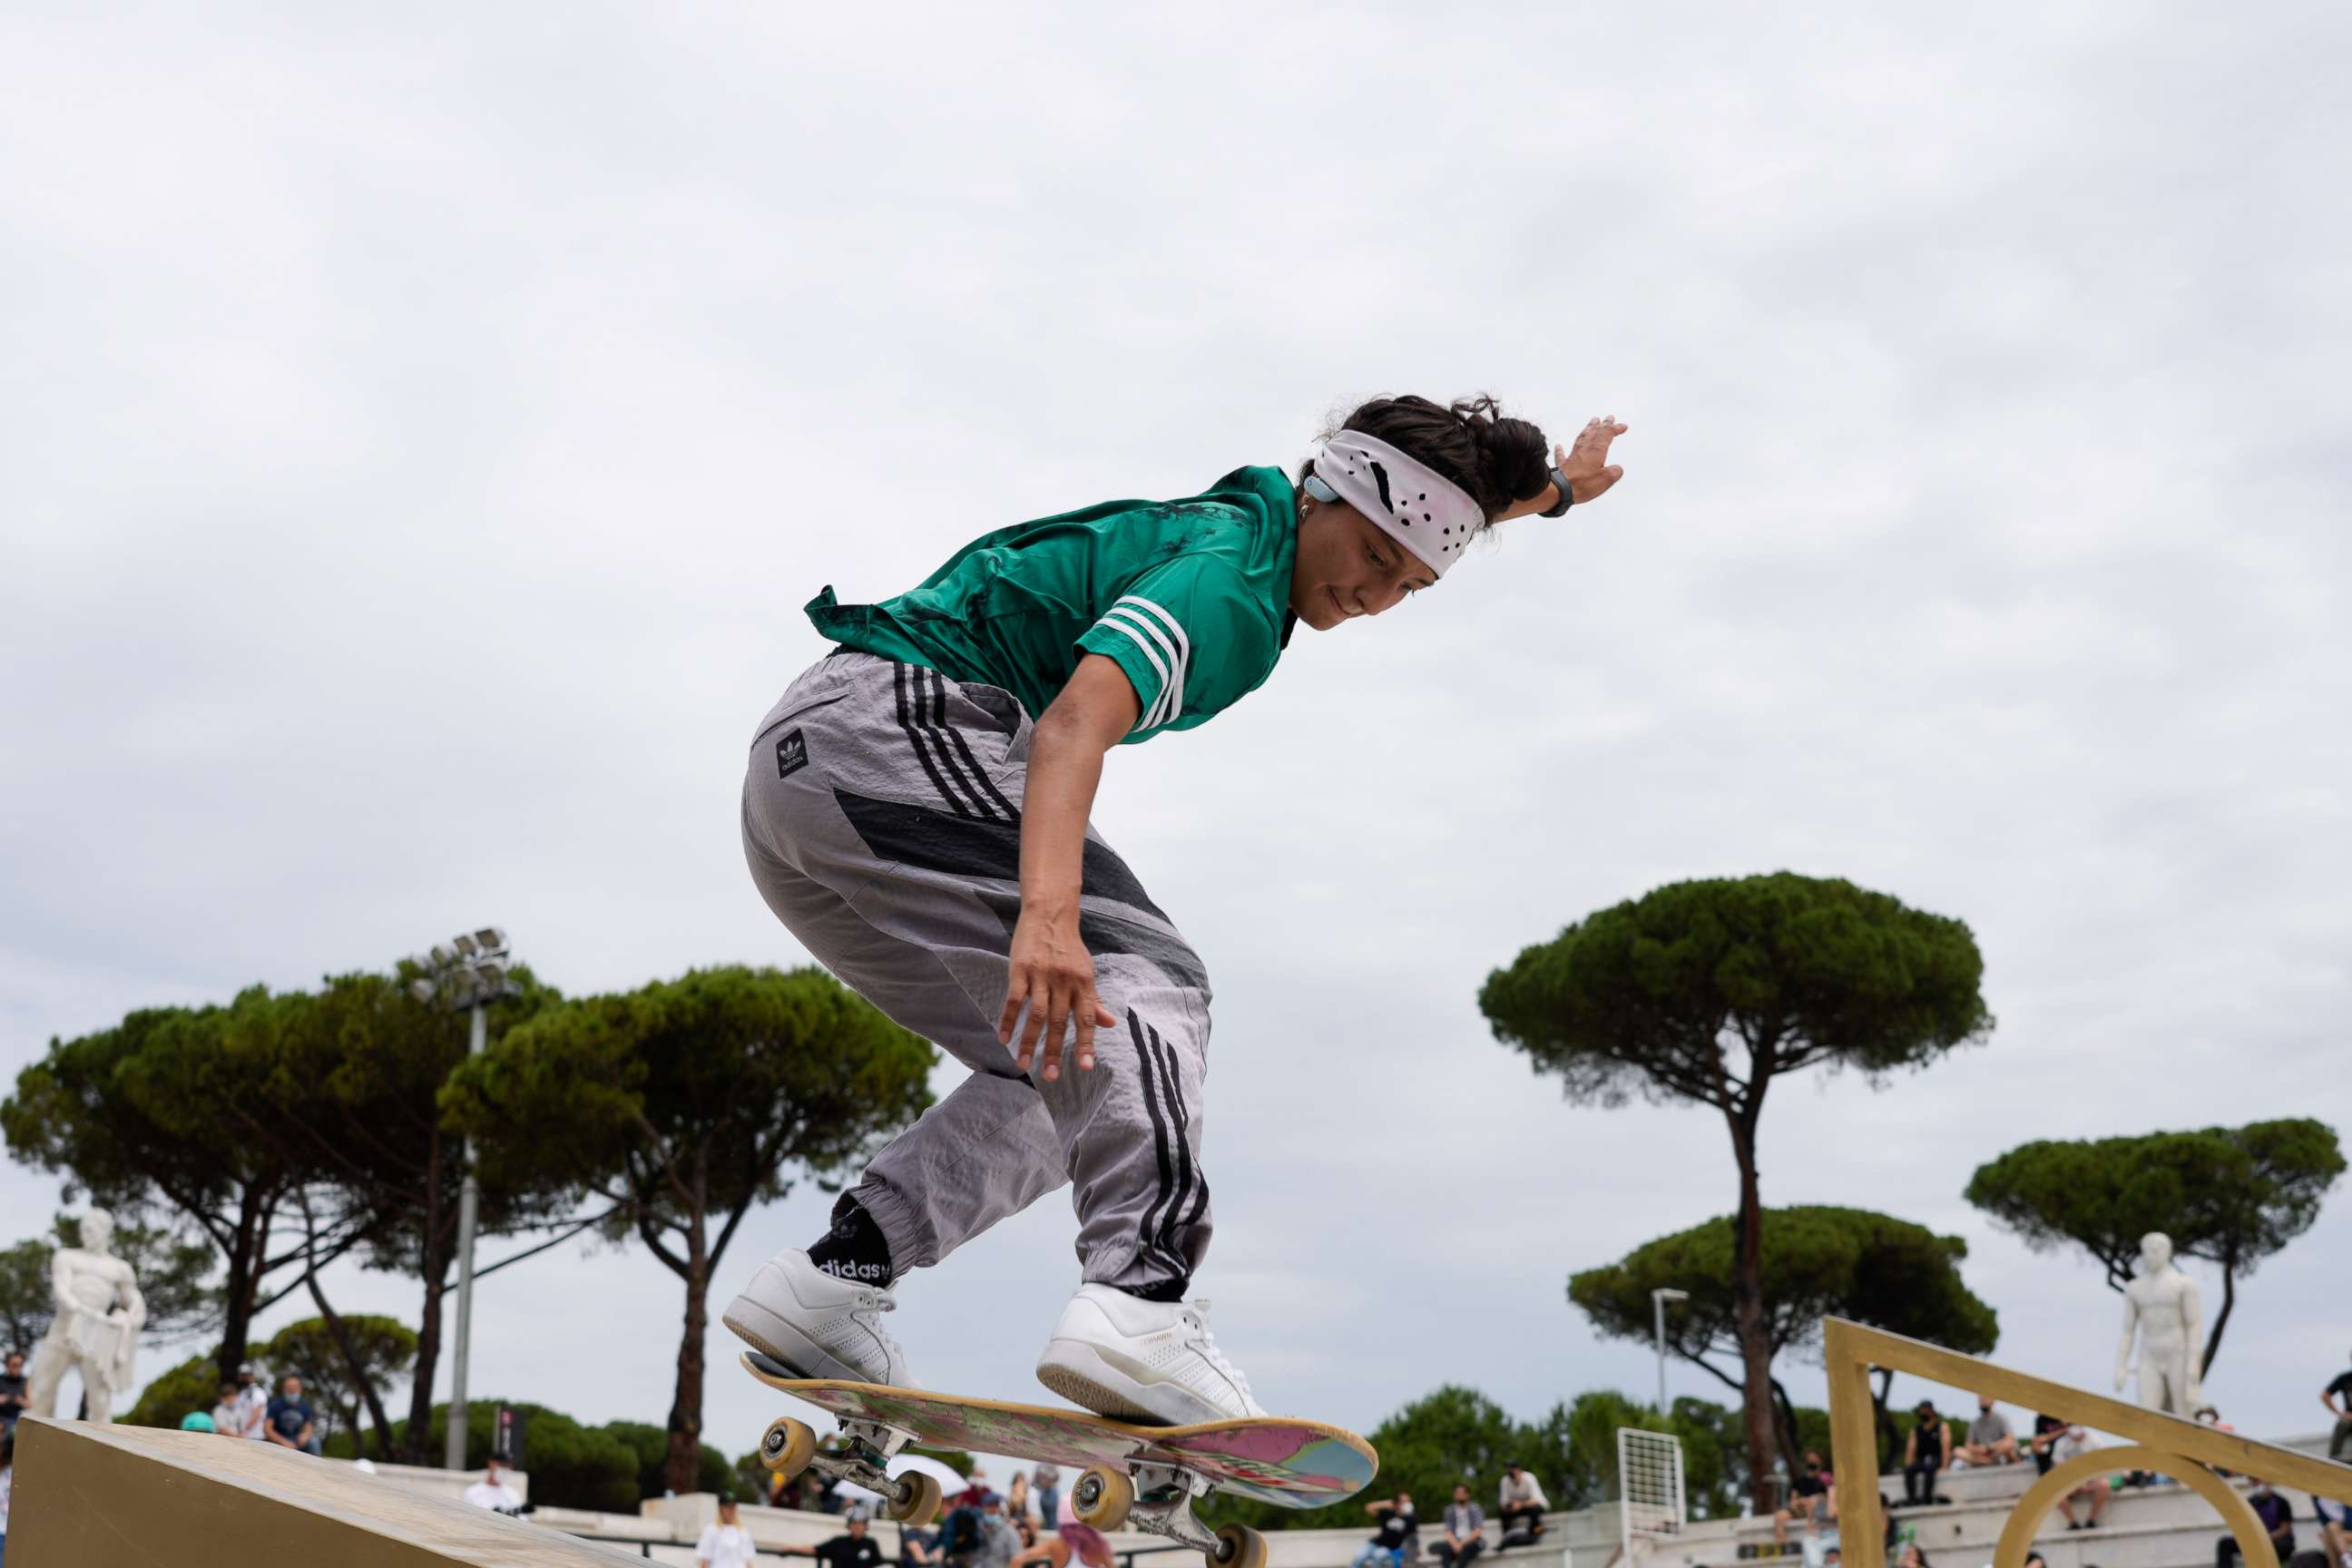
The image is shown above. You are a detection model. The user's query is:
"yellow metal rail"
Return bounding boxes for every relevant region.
[1820,1317,2352,1568]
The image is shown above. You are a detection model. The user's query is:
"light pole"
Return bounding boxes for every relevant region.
[1651,1287,1689,1416]
[410,926,518,1472]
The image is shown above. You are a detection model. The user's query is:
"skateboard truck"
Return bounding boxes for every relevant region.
[760,1414,945,1527]
[1070,1461,1266,1568]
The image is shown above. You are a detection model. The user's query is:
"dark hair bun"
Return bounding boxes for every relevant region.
[1333,393,1550,522]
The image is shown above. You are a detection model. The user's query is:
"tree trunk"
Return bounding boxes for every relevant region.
[216,1190,265,1382]
[403,1136,451,1466]
[665,1205,711,1496]
[1726,1113,1781,1513]
[1872,1367,1898,1474]
[2200,1264,2236,1378]
[305,1268,397,1461]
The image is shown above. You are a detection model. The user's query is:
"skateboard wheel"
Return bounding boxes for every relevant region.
[1211,1524,1267,1568]
[1071,1464,1134,1530]
[887,1471,943,1527]
[760,1417,818,1480]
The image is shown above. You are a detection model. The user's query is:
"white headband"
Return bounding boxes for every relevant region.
[1307,429,1484,580]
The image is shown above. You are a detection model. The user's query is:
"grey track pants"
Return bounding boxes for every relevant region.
[740,651,1213,1290]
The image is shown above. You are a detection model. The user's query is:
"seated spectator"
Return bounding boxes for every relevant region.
[938,1497,988,1568]
[263,1375,319,1455]
[1896,1544,1930,1568]
[2194,1406,2239,1478]
[1353,1491,1417,1568]
[2312,1492,2351,1568]
[780,1509,890,1568]
[1821,1550,1839,1568]
[0,1352,26,1435]
[1956,1397,2020,1466]
[1900,1403,1950,1507]
[230,1364,269,1442]
[699,1497,762,1568]
[2218,1481,2295,1568]
[464,1456,524,1514]
[2049,1426,2107,1529]
[2028,1414,2064,1476]
[900,1523,939,1568]
[1010,1522,1116,1568]
[1775,1452,1836,1544]
[1438,1483,1486,1568]
[180,1409,216,1433]
[2324,1350,2352,1464]
[208,1382,245,1439]
[979,1496,1022,1568]
[1497,1461,1548,1545]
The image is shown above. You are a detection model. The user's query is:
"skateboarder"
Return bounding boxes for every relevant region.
[728,395,1629,1424]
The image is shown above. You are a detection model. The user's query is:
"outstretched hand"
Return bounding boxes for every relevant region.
[1556,416,1628,505]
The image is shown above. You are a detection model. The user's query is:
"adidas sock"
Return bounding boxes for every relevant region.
[1122,1277,1190,1305]
[808,1197,894,1286]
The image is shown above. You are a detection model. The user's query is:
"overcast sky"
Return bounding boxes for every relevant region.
[5,0,2348,1487]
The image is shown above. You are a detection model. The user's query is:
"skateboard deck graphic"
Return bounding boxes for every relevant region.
[743,1355,1377,1509]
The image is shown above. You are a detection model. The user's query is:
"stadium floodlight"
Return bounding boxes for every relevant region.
[409,926,519,1470]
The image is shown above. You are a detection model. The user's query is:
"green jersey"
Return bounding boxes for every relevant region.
[806,466,1298,744]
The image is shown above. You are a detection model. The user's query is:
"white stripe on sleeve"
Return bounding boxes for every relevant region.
[1112,595,1191,727]
[1094,609,1174,730]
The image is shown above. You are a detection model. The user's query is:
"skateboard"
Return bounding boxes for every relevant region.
[745,1352,1378,1568]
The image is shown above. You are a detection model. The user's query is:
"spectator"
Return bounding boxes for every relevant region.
[180,1409,216,1433]
[2324,1351,2352,1463]
[902,1521,939,1568]
[1007,1468,1031,1524]
[2049,1426,2107,1529]
[1354,1490,1418,1568]
[1901,1402,1951,1508]
[1017,1518,1038,1552]
[229,1363,269,1441]
[1822,1551,1840,1568]
[2194,1406,2238,1479]
[1956,1398,2020,1466]
[1438,1482,1486,1568]
[697,1497,761,1568]
[2217,1481,2295,1568]
[464,1456,525,1514]
[980,1494,1022,1568]
[1034,1464,1063,1532]
[938,1496,987,1568]
[780,1508,890,1568]
[1497,1461,1548,1545]
[208,1382,245,1438]
[0,1352,26,1435]
[2028,1414,2065,1476]
[1,1428,14,1567]
[956,1469,993,1510]
[1775,1451,1836,1544]
[264,1375,318,1455]
[1896,1544,1931,1568]
[2312,1492,2351,1568]
[1010,1521,1116,1568]
[2023,1553,2046,1568]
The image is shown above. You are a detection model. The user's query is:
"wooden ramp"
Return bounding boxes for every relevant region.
[7,1416,642,1568]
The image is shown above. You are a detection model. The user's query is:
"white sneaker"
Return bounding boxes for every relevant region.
[1034,1284,1266,1425]
[721,1248,914,1387]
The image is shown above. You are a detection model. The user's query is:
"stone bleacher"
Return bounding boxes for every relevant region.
[1615,1432,2342,1568]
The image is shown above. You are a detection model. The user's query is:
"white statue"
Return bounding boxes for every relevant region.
[26,1209,146,1423]
[2113,1231,2202,1416]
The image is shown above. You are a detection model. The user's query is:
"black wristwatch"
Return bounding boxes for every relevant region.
[1539,465,1574,518]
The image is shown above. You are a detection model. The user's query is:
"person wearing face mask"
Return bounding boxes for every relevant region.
[724,396,1628,1424]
